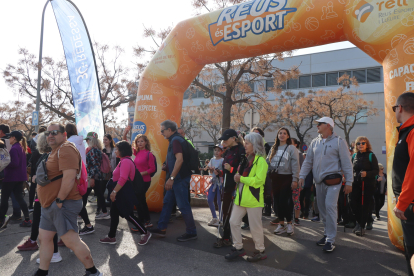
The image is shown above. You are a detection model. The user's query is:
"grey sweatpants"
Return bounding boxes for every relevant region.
[316,183,342,244]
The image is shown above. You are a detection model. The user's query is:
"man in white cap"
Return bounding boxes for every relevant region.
[298,117,353,252]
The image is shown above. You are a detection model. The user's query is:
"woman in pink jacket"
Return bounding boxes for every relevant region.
[132,134,156,228]
[99,141,151,246]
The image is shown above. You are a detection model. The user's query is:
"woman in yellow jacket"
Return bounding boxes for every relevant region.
[225,132,268,262]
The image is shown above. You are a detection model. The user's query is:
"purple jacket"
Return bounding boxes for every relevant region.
[4,143,27,182]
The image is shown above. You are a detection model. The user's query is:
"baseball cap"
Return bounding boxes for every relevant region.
[218,129,238,141]
[84,132,98,140]
[213,144,223,151]
[5,130,23,141]
[315,117,334,128]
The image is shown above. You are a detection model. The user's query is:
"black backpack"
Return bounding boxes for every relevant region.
[124,158,145,194]
[181,138,200,172]
[147,152,157,177]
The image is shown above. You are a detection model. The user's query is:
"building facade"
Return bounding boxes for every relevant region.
[182,47,387,168]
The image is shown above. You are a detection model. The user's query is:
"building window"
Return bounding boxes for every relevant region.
[266,79,274,91]
[299,75,311,88]
[327,72,339,86]
[367,68,381,82]
[339,71,352,78]
[287,78,298,89]
[312,74,326,87]
[353,70,366,83]
[356,109,368,124]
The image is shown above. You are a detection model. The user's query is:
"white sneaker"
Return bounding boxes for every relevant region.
[36,252,62,264]
[286,223,294,236]
[274,224,286,235]
[95,213,111,220]
[208,218,219,226]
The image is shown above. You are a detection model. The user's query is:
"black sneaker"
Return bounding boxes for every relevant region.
[294,218,300,226]
[316,235,327,246]
[366,222,373,230]
[225,247,246,260]
[79,225,95,236]
[323,242,335,252]
[0,215,11,229]
[177,233,197,242]
[241,223,250,230]
[247,250,267,262]
[149,228,166,237]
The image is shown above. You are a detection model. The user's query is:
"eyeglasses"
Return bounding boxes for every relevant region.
[392,105,403,112]
[356,142,366,146]
[44,130,63,136]
[160,129,166,133]
[317,122,326,127]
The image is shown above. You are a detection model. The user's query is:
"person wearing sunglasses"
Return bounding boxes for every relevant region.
[392,92,414,276]
[298,117,353,252]
[350,137,379,236]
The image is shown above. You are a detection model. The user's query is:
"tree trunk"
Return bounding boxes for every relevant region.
[222,98,232,132]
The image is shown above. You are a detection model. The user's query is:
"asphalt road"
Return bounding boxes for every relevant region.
[0,196,408,276]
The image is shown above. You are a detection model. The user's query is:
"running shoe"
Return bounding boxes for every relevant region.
[0,215,11,229]
[213,238,232,248]
[148,228,166,237]
[95,213,110,220]
[79,225,95,235]
[20,219,32,227]
[270,218,280,225]
[99,236,116,244]
[294,218,300,226]
[353,224,361,234]
[247,250,267,262]
[366,222,373,230]
[316,235,327,246]
[311,216,320,222]
[36,252,62,264]
[225,247,246,260]
[208,218,219,226]
[83,270,103,276]
[177,233,197,242]
[286,223,294,236]
[323,242,335,252]
[17,238,38,251]
[138,232,152,246]
[274,224,286,235]
[145,221,153,228]
[241,223,250,230]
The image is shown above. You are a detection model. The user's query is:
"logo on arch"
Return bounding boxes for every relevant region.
[353,1,374,23]
[208,0,296,46]
[131,121,147,143]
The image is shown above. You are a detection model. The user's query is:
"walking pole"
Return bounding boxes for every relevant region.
[361,179,365,233]
[217,172,227,240]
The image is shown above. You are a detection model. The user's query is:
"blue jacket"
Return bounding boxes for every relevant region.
[167,132,191,181]
[4,143,27,182]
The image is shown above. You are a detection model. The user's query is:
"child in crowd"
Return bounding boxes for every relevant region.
[207,145,224,227]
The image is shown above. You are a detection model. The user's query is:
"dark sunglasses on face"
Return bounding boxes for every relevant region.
[392,105,402,112]
[356,142,366,146]
[317,122,326,127]
[45,130,63,136]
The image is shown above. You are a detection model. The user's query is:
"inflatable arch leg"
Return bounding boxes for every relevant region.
[133,0,414,250]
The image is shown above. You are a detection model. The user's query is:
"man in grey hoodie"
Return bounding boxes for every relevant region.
[298,117,353,252]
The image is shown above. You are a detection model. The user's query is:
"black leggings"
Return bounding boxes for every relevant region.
[0,181,30,220]
[94,180,107,213]
[136,181,151,223]
[31,201,58,253]
[108,202,147,237]
[374,190,386,217]
[299,187,312,217]
[351,182,375,228]
[29,180,37,209]
[221,189,234,240]
[79,187,94,225]
[271,173,293,223]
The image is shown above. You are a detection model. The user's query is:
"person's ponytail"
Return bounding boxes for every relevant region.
[21,136,28,154]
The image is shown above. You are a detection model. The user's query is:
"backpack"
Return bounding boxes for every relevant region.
[36,153,63,187]
[124,157,145,194]
[100,151,112,174]
[147,152,157,177]
[183,139,200,172]
[77,160,88,195]
[0,148,11,172]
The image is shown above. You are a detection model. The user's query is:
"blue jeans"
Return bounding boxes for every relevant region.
[207,185,221,219]
[158,176,197,235]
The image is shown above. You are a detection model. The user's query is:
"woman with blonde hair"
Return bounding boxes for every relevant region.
[131,134,156,228]
[351,136,379,236]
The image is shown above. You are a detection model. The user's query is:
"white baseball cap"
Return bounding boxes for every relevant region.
[315,117,334,128]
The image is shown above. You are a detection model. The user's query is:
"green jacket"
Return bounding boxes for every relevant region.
[236,155,268,208]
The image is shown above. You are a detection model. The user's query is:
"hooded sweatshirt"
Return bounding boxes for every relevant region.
[267,144,300,182]
[68,135,86,165]
[299,132,353,186]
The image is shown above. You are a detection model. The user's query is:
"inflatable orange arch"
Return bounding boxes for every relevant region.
[133,0,414,250]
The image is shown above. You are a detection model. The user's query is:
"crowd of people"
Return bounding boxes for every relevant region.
[0,93,413,276]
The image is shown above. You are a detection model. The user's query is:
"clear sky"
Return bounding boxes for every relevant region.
[0,0,355,110]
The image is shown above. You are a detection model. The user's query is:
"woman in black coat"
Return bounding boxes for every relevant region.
[375,163,387,220]
[351,137,379,236]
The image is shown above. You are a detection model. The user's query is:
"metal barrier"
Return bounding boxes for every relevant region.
[190,174,212,197]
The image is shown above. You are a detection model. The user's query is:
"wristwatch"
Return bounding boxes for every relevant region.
[112,190,117,194]
[56,198,64,204]
[170,176,175,181]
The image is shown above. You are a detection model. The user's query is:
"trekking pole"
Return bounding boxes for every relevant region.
[361,179,364,233]
[217,172,227,240]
